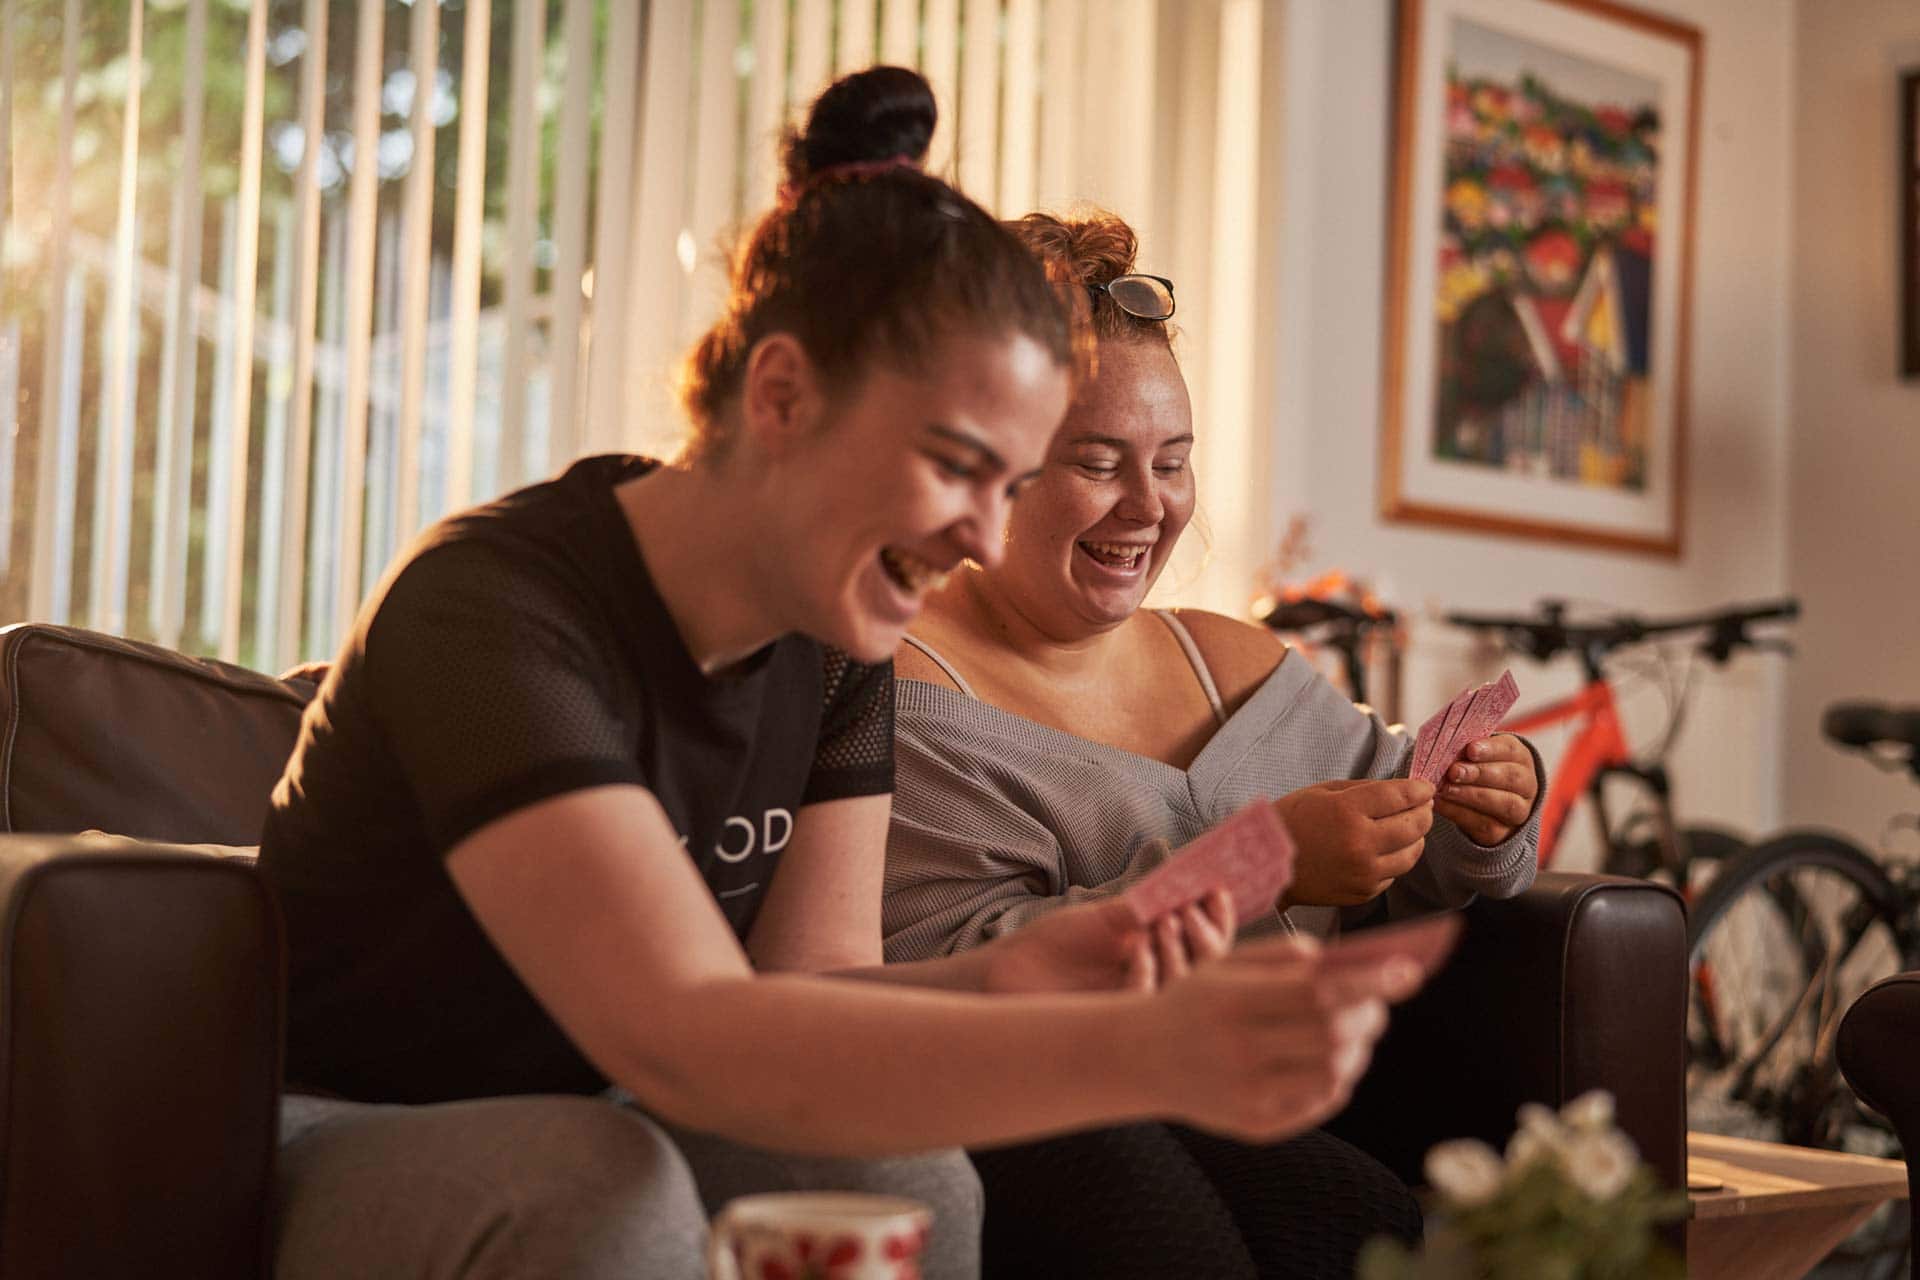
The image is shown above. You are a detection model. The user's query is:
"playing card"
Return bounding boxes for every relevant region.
[1414,689,1473,783]
[1125,801,1297,930]
[1410,701,1451,782]
[1454,676,1506,750]
[1430,670,1520,783]
[1431,691,1476,779]
[1432,686,1492,782]
[1318,913,1463,977]
[1411,671,1522,783]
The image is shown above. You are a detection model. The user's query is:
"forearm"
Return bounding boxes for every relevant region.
[832,945,996,990]
[609,974,1157,1155]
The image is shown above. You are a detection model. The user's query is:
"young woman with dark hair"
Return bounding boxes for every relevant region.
[258,70,1424,1279]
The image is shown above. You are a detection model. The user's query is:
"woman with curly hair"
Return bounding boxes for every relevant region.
[883,208,1544,1278]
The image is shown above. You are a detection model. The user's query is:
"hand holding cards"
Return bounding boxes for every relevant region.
[1125,801,1296,930]
[1411,670,1520,784]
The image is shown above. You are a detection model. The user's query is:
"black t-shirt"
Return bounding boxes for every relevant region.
[257,454,894,1104]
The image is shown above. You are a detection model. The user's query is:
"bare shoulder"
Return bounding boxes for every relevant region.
[893,585,983,692]
[1167,609,1287,712]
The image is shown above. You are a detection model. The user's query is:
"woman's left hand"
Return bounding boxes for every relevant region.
[982,888,1234,995]
[1433,733,1539,846]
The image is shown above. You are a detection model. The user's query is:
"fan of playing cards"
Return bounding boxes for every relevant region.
[1410,670,1520,784]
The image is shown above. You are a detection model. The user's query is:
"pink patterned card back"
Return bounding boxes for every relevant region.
[1125,801,1297,929]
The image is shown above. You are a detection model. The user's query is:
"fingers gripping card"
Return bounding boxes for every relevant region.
[1125,802,1297,929]
[1456,671,1520,755]
[1412,670,1520,783]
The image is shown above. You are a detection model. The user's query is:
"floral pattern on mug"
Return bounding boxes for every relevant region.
[757,1232,871,1280]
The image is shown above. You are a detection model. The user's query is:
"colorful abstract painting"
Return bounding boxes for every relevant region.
[1435,23,1658,490]
[1382,0,1700,555]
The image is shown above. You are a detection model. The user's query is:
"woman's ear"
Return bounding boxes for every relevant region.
[738,333,826,456]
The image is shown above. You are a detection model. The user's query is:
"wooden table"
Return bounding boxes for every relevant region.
[1687,1131,1910,1280]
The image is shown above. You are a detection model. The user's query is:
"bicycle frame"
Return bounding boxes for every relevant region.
[1500,678,1641,866]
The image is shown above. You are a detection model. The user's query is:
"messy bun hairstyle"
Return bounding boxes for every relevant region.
[777,64,935,188]
[1005,210,1175,350]
[679,67,1082,462]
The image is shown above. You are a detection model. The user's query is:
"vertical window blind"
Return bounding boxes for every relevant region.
[0,0,1278,672]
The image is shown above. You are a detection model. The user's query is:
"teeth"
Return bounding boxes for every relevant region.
[1079,540,1150,566]
[881,548,950,595]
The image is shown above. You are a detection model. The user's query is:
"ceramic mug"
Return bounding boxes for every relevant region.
[707,1191,932,1280]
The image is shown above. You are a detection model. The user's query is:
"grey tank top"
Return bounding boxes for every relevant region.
[899,610,1228,725]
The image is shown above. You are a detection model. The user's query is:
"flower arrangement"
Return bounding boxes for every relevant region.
[1358,1091,1687,1280]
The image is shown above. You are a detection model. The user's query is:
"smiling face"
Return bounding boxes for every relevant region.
[771,328,1071,661]
[985,339,1196,637]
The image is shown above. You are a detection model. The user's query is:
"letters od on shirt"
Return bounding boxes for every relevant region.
[688,808,795,863]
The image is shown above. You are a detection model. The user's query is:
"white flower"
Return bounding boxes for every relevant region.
[1560,1090,1616,1134]
[1561,1129,1638,1200]
[1425,1138,1507,1208]
[1506,1102,1569,1169]
[1516,1101,1564,1138]
[1505,1125,1556,1169]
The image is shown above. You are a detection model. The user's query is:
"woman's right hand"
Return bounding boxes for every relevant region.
[1274,779,1436,907]
[1136,935,1420,1143]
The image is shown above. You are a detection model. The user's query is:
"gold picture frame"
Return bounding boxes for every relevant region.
[1381,0,1702,556]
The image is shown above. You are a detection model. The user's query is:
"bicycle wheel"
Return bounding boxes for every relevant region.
[1685,831,1907,1152]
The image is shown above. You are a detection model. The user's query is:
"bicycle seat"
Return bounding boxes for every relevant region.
[1821,701,1920,753]
[1258,597,1395,631]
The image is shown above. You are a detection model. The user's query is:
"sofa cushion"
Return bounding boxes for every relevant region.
[0,833,282,1277]
[0,625,315,844]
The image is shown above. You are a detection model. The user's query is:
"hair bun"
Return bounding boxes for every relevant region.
[1007,210,1168,348]
[782,65,937,189]
[1008,211,1139,290]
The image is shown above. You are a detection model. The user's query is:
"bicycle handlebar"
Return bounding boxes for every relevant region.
[1443,597,1800,665]
[1257,595,1399,632]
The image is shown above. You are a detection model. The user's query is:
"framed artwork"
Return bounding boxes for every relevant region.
[1903,68,1919,379]
[1381,0,1702,555]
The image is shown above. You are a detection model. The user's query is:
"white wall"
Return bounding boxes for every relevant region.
[1783,2,1920,850]
[1268,0,1797,866]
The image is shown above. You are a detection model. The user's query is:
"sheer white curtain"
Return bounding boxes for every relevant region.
[0,0,1282,670]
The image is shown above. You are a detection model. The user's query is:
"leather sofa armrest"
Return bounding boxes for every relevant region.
[0,834,283,1279]
[1329,871,1688,1193]
[1837,972,1920,1245]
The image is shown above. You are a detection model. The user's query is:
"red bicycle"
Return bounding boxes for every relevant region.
[1442,598,1801,880]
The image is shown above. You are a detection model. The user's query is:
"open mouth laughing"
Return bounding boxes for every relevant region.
[880,547,951,597]
[1076,539,1154,572]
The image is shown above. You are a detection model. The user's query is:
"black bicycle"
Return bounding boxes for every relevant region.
[1257,592,1403,719]
[1686,702,1920,1154]
[1681,703,1920,1276]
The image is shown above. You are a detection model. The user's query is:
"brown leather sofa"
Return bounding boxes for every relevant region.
[1838,973,1920,1279]
[0,621,1690,1278]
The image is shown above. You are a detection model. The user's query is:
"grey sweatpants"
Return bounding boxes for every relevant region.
[272,1092,983,1279]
